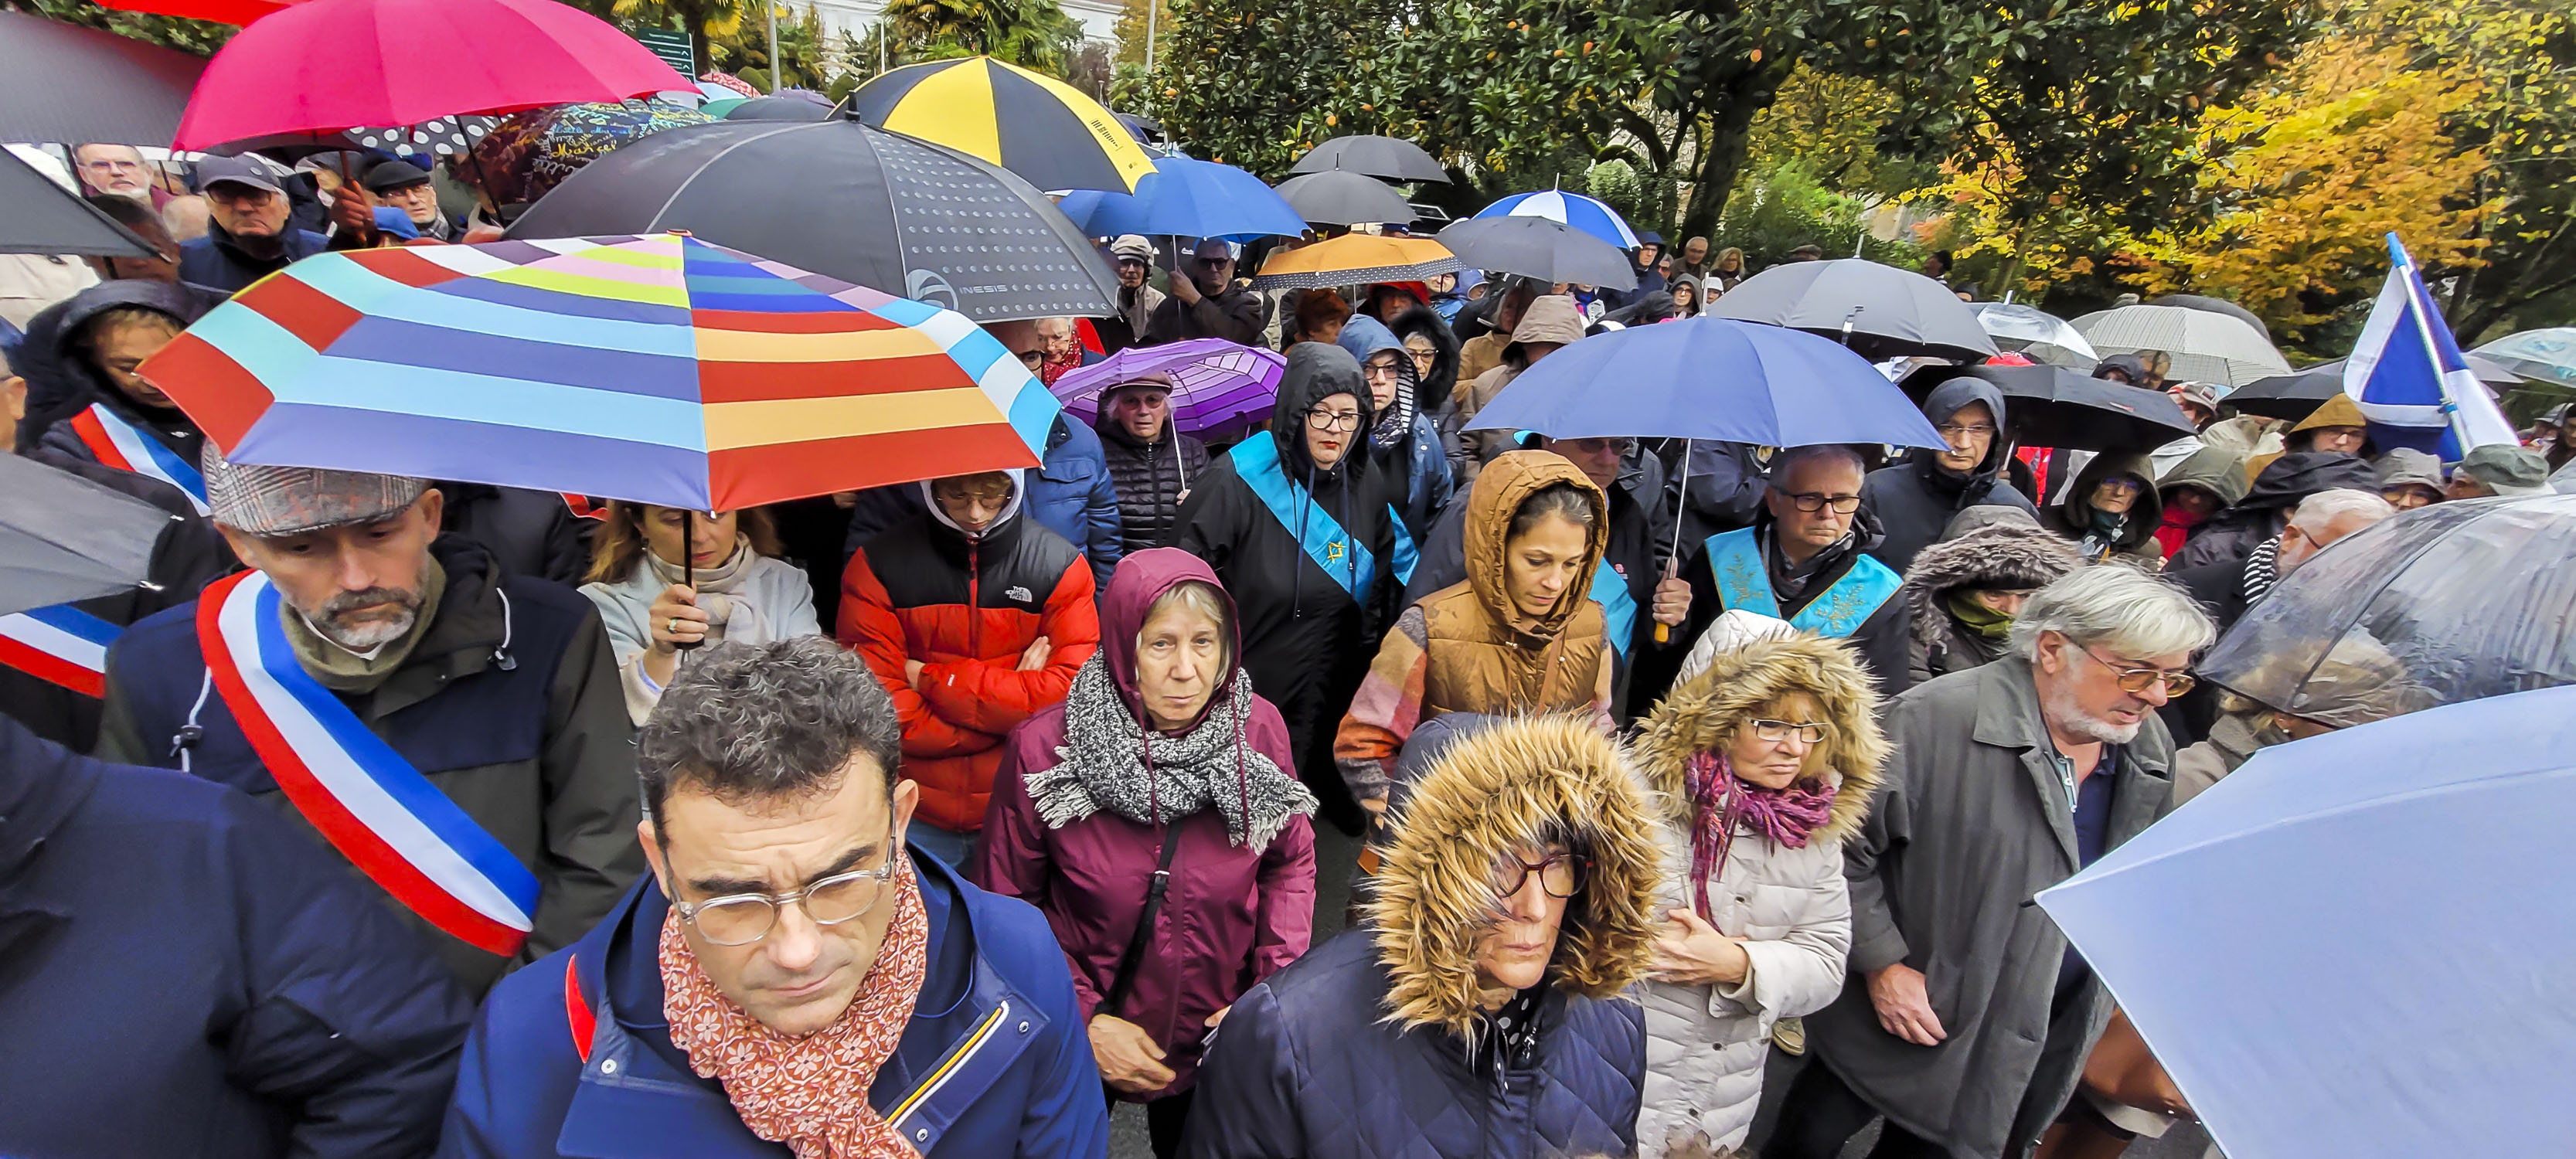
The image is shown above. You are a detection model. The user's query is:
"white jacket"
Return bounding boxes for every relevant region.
[1635,817,1853,1157]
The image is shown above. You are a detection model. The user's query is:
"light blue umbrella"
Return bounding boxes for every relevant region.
[2473,326,2576,388]
[1055,155,1306,243]
[1472,189,1641,250]
[2037,685,2576,1157]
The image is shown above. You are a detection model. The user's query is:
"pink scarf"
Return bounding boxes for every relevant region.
[1682,750,1839,924]
[661,865,929,1159]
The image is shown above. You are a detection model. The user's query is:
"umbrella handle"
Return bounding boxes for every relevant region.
[676,515,699,652]
[1656,440,1693,646]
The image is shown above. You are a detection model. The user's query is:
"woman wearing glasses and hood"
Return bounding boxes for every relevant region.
[1631,617,1888,1157]
[1174,343,1411,835]
[1179,715,1662,1159]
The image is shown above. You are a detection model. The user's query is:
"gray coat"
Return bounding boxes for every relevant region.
[1806,653,2174,1159]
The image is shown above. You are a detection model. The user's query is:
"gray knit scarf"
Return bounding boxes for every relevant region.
[1024,656,1316,849]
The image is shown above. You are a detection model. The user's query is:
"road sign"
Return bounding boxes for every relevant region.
[634,29,693,76]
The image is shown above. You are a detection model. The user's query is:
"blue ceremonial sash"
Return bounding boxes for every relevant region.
[1591,563,1636,658]
[1704,528,1900,637]
[1230,433,1415,597]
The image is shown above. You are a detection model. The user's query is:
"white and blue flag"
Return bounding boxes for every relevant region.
[2343,233,2517,460]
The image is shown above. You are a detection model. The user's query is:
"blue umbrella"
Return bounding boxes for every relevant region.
[2037,685,2576,1158]
[1056,155,1306,242]
[1472,189,1641,250]
[1464,317,1946,449]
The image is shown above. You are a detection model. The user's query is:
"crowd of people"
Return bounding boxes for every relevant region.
[5,127,2565,1159]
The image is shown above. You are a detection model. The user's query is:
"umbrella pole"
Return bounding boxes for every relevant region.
[1655,440,1691,645]
[678,515,699,651]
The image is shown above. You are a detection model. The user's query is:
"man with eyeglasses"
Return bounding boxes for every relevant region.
[1772,566,2215,1159]
[1144,238,1261,347]
[1633,444,1913,707]
[439,638,1110,1159]
[1860,376,2039,574]
[176,155,329,294]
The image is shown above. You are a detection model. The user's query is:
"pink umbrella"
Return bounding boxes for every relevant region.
[1050,339,1288,437]
[172,0,688,151]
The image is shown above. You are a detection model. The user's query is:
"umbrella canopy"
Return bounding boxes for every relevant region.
[1472,189,1640,250]
[1056,155,1305,243]
[0,150,157,258]
[0,453,175,618]
[2072,304,2292,387]
[1707,258,1999,363]
[508,118,1119,322]
[723,93,832,122]
[171,0,689,151]
[0,9,206,145]
[2473,328,2576,389]
[2036,685,2576,1158]
[99,0,301,22]
[1465,317,1948,450]
[2146,293,2270,340]
[134,233,1060,512]
[2199,492,2576,716]
[1271,170,1417,227]
[1964,301,2099,368]
[2231,354,2523,423]
[1113,111,1165,147]
[1286,134,1448,183]
[1249,233,1458,290]
[1048,338,1285,437]
[1902,364,2197,451]
[466,100,712,210]
[848,56,1154,194]
[1430,216,1636,291]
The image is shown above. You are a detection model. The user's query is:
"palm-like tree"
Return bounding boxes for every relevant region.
[884,0,1082,74]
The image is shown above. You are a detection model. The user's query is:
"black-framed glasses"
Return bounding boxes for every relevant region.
[1015,348,1047,369]
[2073,646,2197,698]
[1935,422,1997,440]
[1785,492,1862,514]
[1193,256,1233,268]
[1490,851,1587,899]
[1360,359,1404,380]
[1304,408,1363,431]
[672,829,903,947]
[1749,719,1830,744]
[2093,476,2145,495]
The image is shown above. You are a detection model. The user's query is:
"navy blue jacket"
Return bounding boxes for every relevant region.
[0,717,471,1159]
[1180,930,1645,1159]
[177,223,330,294]
[842,414,1123,590]
[436,851,1110,1159]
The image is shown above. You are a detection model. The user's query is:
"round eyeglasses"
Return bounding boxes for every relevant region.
[672,839,903,947]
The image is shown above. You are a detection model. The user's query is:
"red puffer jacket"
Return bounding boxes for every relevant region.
[839,503,1100,832]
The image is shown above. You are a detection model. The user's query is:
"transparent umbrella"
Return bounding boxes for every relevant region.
[2200,494,2576,722]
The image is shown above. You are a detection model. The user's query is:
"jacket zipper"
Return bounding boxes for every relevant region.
[968,539,981,660]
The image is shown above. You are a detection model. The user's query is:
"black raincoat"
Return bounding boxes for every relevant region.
[1860,378,2038,574]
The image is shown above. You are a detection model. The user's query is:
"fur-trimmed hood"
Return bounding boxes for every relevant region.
[1900,519,2083,653]
[1629,633,1889,847]
[1366,715,1662,1041]
[1389,304,1461,412]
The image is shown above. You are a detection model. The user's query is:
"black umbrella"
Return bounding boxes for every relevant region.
[0,151,155,258]
[2148,294,2270,341]
[0,10,205,145]
[1707,258,1999,362]
[1430,216,1636,291]
[1903,364,2198,451]
[1114,111,1165,147]
[0,453,174,618]
[1271,170,1417,227]
[2231,354,2523,422]
[508,118,1119,322]
[723,95,832,122]
[1288,134,1448,183]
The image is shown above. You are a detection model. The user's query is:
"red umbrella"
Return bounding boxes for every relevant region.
[171,0,688,151]
[99,0,302,25]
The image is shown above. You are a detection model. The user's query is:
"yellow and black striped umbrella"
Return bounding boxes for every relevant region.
[849,56,1155,194]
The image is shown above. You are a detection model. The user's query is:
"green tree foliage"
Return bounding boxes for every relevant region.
[573,0,748,73]
[1142,0,1405,175]
[1713,161,1924,270]
[877,0,1084,74]
[9,0,233,54]
[710,4,840,93]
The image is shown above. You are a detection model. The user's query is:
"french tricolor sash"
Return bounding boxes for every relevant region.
[1230,433,1417,599]
[70,404,209,515]
[0,603,119,696]
[196,570,539,956]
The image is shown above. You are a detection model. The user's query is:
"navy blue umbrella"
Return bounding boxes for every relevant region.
[1056,155,1305,242]
[1465,317,1947,449]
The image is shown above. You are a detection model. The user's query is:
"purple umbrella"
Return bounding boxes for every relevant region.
[1050,339,1287,437]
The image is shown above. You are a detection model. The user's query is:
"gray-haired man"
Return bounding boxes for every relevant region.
[96,447,641,994]
[1145,238,1261,347]
[1772,564,2217,1159]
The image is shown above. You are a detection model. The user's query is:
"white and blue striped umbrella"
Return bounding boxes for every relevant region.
[1472,190,1641,250]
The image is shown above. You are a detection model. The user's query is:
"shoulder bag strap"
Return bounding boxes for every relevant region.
[1101,824,1181,1018]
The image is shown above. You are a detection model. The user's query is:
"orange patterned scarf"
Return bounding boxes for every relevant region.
[661,865,930,1159]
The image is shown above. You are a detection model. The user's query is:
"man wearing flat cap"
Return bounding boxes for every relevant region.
[365,158,456,242]
[96,449,643,994]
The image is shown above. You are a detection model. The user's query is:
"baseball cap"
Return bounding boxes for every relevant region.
[202,444,427,536]
[362,158,434,193]
[195,154,283,196]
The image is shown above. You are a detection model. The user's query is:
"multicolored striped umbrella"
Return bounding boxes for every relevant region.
[134,233,1060,512]
[1048,338,1286,437]
[848,56,1155,194]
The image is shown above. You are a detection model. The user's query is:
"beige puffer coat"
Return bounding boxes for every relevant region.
[1628,632,1888,1157]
